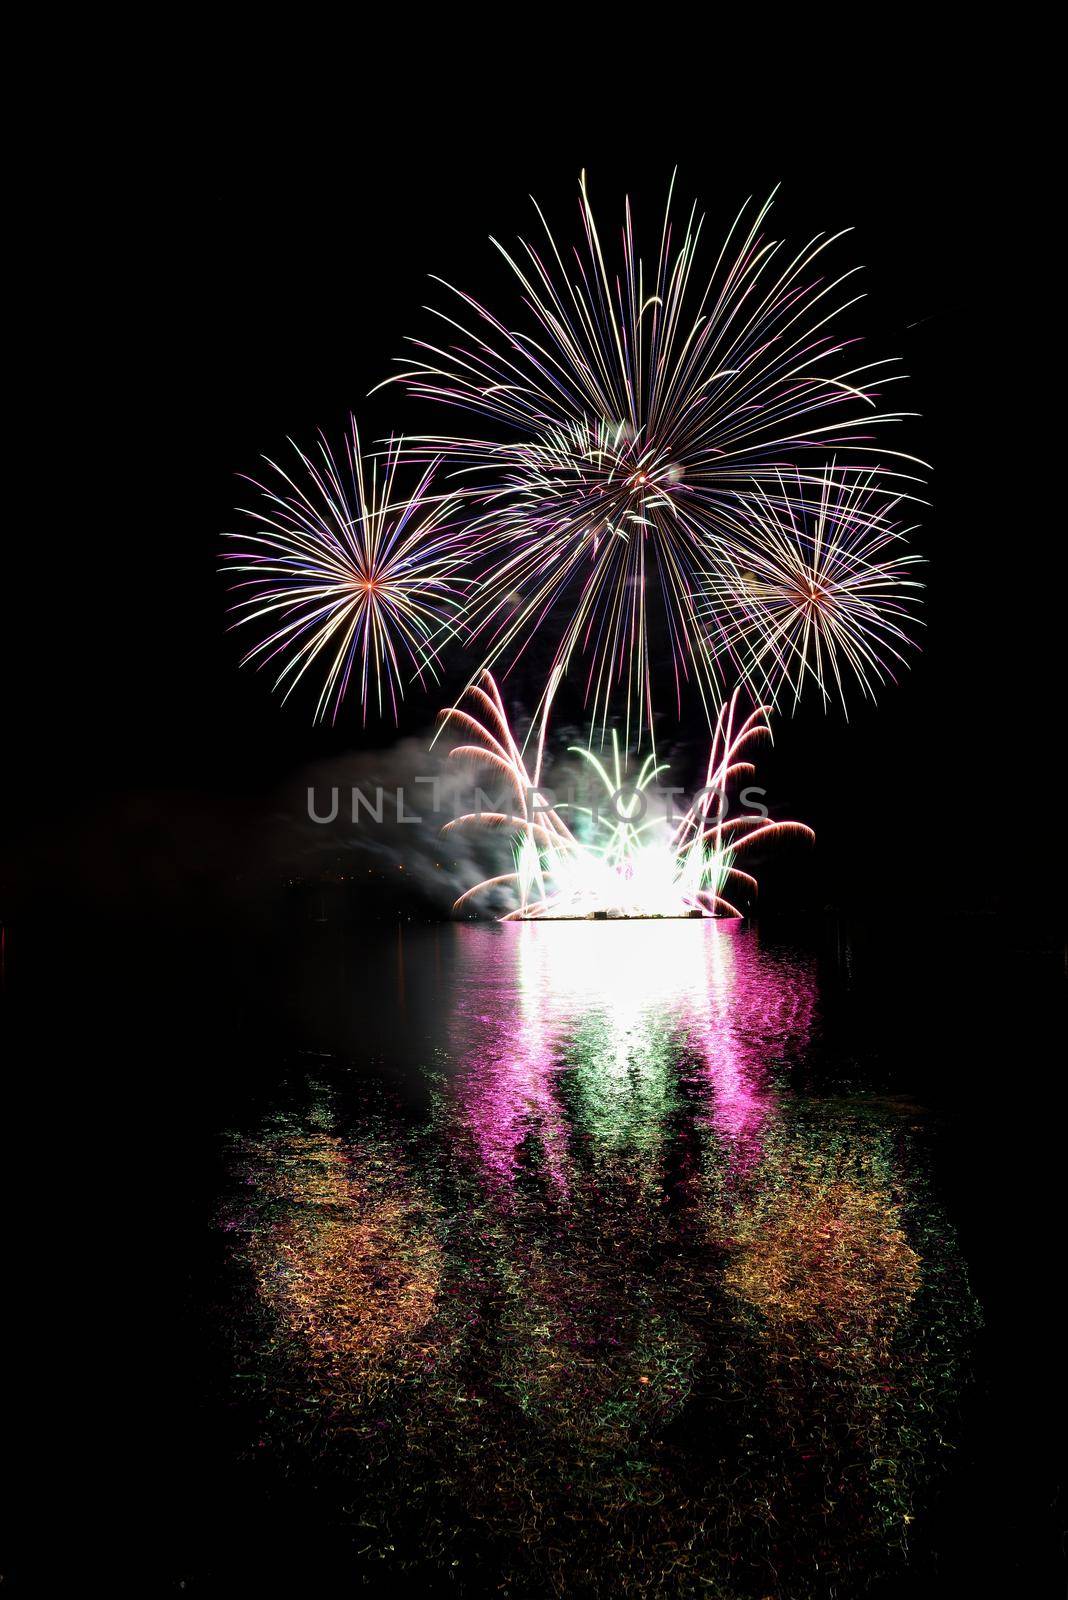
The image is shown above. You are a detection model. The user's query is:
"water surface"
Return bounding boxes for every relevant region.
[211,921,981,1596]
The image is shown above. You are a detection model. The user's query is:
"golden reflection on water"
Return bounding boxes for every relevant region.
[725,1177,920,1340]
[228,1101,448,1400]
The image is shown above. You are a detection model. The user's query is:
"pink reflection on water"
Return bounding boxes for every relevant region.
[682,925,816,1174]
[447,926,572,1197]
[447,921,816,1193]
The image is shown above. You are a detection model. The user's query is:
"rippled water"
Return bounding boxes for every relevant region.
[210,921,983,1596]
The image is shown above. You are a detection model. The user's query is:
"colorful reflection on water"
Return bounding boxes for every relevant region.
[221,924,978,1597]
[449,922,815,1195]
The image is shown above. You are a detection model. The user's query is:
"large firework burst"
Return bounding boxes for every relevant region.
[388,173,924,737]
[703,470,925,711]
[222,423,466,724]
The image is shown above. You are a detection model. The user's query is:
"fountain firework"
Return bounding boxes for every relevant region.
[440,671,812,919]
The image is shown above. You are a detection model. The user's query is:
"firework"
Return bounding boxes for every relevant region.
[703,469,924,710]
[439,672,812,919]
[388,173,923,737]
[223,421,466,724]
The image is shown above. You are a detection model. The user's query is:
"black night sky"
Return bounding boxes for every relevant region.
[4,66,1064,1598]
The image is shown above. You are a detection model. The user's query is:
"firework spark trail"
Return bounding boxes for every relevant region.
[222,420,468,724]
[439,673,813,919]
[701,468,924,712]
[387,173,926,739]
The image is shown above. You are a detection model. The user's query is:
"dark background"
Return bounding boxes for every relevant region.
[4,69,1064,1595]
[12,94,1059,923]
